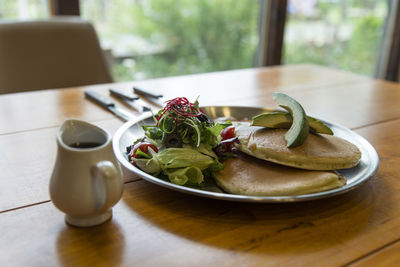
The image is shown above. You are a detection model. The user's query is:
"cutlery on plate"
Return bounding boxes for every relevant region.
[133,86,165,107]
[84,90,135,122]
[109,88,151,112]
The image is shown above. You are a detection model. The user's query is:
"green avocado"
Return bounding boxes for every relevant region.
[251,111,334,135]
[270,92,309,148]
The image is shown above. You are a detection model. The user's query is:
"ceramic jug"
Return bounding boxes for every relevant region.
[50,120,124,227]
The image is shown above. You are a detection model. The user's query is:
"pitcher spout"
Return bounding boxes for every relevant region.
[57,120,109,150]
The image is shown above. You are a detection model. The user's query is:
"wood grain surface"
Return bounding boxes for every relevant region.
[1,64,400,266]
[0,64,366,134]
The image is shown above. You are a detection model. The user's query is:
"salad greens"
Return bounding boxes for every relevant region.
[127,97,233,186]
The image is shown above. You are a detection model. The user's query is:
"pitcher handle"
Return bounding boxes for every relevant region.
[91,161,123,212]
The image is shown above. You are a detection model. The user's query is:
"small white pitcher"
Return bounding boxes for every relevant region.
[50,120,124,227]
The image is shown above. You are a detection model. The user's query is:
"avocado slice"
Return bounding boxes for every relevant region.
[271,92,309,148]
[252,111,334,135]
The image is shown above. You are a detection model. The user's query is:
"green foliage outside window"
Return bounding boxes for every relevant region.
[283,0,387,76]
[284,16,383,75]
[93,0,259,81]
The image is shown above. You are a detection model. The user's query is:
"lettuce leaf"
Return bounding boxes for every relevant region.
[133,157,161,174]
[196,144,218,159]
[164,166,204,185]
[156,148,214,170]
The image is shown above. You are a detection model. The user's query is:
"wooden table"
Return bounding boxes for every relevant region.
[1,64,400,266]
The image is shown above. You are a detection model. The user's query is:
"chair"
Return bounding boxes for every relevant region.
[0,17,113,94]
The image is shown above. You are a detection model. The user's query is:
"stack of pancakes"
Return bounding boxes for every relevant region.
[213,123,361,196]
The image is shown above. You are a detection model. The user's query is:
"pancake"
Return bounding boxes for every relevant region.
[235,123,361,170]
[213,154,346,196]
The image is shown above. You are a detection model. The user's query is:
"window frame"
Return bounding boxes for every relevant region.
[50,0,80,16]
[376,0,400,82]
[256,0,287,67]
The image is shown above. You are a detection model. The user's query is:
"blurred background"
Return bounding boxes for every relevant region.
[0,0,397,82]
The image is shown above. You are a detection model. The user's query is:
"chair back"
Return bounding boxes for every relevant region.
[0,17,113,94]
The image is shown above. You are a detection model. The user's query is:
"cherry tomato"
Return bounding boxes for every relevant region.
[131,142,158,158]
[220,126,235,140]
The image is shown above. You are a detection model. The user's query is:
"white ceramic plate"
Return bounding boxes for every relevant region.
[113,106,379,202]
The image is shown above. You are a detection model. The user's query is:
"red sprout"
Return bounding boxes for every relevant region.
[156,97,206,127]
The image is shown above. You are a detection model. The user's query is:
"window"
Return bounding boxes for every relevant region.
[0,0,49,19]
[283,0,390,76]
[80,0,260,81]
[1,0,398,82]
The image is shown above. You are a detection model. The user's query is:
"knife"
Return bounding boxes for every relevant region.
[109,88,139,101]
[133,86,165,107]
[84,90,135,122]
[109,88,151,112]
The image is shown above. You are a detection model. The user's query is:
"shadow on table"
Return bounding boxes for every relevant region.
[122,175,380,254]
[56,220,125,266]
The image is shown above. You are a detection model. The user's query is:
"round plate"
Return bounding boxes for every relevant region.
[113,106,379,202]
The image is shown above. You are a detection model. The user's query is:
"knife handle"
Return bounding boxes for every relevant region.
[109,88,139,101]
[133,87,163,99]
[85,90,114,108]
